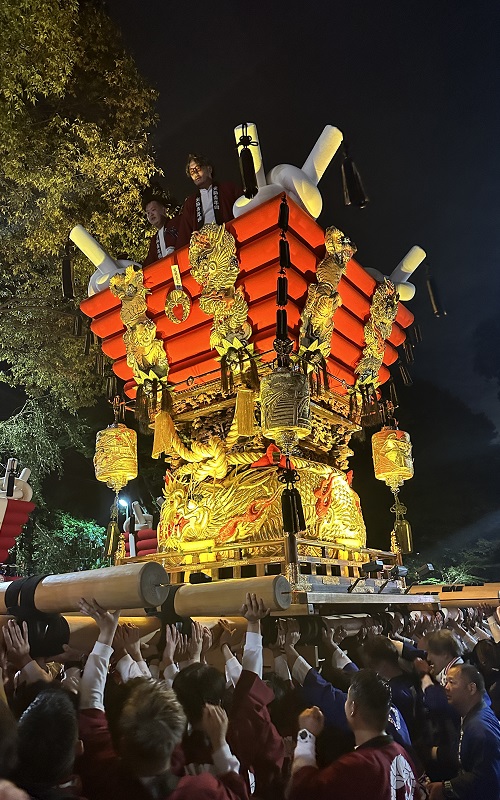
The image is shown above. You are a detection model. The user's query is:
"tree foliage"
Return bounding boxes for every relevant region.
[0,397,90,499]
[15,510,106,576]
[0,0,158,413]
[405,538,499,585]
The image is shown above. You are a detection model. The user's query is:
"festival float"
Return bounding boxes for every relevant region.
[75,122,439,626]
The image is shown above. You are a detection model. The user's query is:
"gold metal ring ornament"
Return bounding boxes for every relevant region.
[165,288,191,324]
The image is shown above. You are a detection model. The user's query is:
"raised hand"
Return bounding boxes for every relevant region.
[240,592,270,624]
[284,621,300,651]
[161,624,179,666]
[201,704,229,751]
[173,631,189,664]
[298,706,325,737]
[79,598,120,646]
[186,621,204,662]
[269,619,286,656]
[218,619,238,650]
[201,626,213,662]
[51,643,87,665]
[122,623,143,662]
[3,620,31,670]
[111,624,128,661]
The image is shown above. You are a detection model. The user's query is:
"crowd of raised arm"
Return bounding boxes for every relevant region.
[0,601,499,799]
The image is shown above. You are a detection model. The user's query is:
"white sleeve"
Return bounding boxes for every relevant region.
[274,654,292,682]
[487,617,500,644]
[225,655,243,688]
[292,730,317,774]
[330,645,353,670]
[461,630,478,650]
[163,662,180,688]
[212,741,240,775]
[241,631,263,677]
[474,624,492,641]
[115,654,151,682]
[292,655,312,686]
[79,641,113,711]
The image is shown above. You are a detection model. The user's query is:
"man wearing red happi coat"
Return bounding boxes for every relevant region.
[176,153,241,248]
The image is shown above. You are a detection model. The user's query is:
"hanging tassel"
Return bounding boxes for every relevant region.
[321,359,329,391]
[235,388,255,436]
[281,488,299,534]
[425,265,447,317]
[84,326,92,356]
[403,339,414,364]
[239,146,258,199]
[72,314,83,337]
[411,324,422,344]
[152,410,174,459]
[349,390,359,422]
[291,487,306,531]
[62,239,74,300]
[106,375,118,400]
[394,518,413,554]
[220,355,229,394]
[279,239,290,270]
[277,275,288,307]
[341,145,369,208]
[95,351,106,376]
[278,195,289,231]
[151,378,158,413]
[160,385,173,412]
[134,385,150,425]
[277,309,288,339]
[360,384,381,428]
[389,379,399,409]
[398,359,413,387]
[247,355,260,392]
[238,124,258,199]
[104,521,120,559]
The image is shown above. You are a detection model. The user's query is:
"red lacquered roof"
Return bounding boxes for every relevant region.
[80,195,413,398]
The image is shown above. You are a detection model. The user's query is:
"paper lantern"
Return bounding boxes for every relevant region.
[372,426,414,555]
[94,423,138,492]
[372,427,413,492]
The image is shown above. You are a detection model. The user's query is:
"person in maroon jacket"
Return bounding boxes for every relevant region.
[172,593,285,798]
[76,598,248,800]
[289,669,424,800]
[142,184,181,267]
[176,154,241,248]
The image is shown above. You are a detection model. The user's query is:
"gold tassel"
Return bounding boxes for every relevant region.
[235,388,255,436]
[152,410,175,459]
[104,521,120,559]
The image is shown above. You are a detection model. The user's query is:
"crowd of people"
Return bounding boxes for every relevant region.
[0,596,499,798]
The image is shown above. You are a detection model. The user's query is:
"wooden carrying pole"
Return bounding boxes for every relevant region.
[172,575,291,618]
[0,563,169,614]
[63,615,161,652]
[0,615,162,654]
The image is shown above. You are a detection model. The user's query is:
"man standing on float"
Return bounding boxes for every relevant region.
[176,153,241,247]
[142,185,180,267]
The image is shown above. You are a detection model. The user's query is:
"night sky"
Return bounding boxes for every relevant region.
[52,2,500,559]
